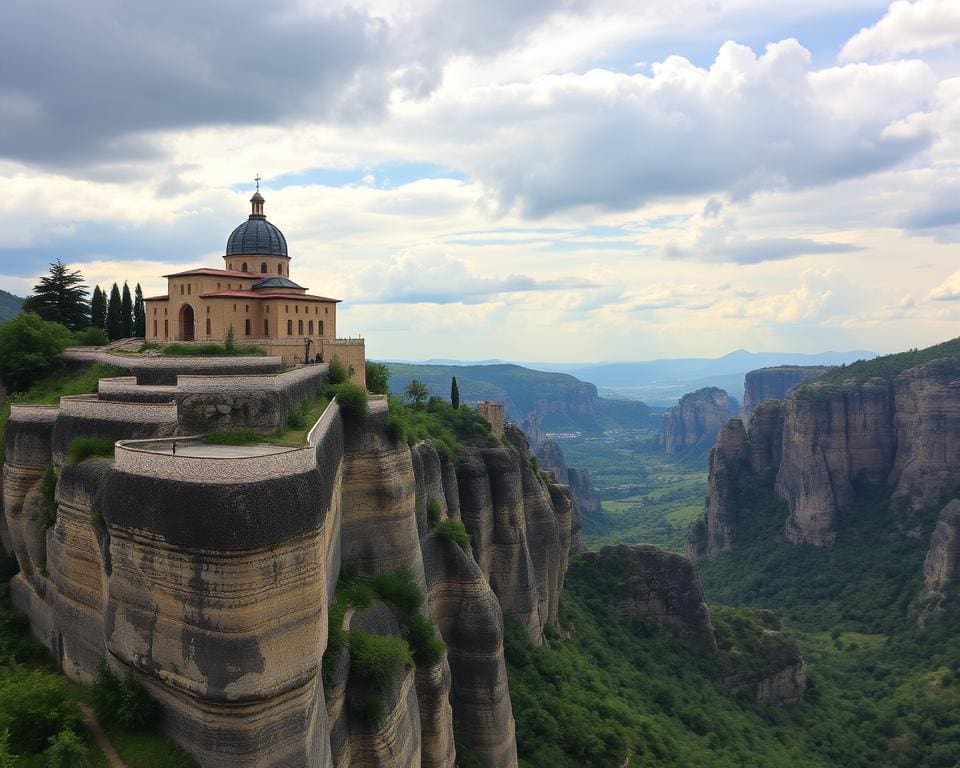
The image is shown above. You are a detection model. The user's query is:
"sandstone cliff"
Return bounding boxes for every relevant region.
[741,366,829,419]
[921,499,960,616]
[0,357,586,767]
[661,387,731,455]
[690,401,784,558]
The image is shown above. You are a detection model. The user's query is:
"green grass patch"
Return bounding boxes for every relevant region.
[160,343,265,357]
[67,437,115,464]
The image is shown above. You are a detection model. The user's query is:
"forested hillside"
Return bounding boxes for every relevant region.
[0,290,23,322]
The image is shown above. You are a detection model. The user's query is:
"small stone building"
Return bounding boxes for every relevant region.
[478,400,505,439]
[145,191,364,374]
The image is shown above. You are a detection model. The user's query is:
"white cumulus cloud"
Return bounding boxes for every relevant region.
[841,0,960,62]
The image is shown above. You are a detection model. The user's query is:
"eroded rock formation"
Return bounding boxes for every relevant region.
[741,366,829,419]
[661,387,731,455]
[690,402,784,559]
[921,499,960,615]
[2,364,579,766]
[579,544,716,653]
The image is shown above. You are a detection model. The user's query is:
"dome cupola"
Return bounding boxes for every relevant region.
[225,191,288,257]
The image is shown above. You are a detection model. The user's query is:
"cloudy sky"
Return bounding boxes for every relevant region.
[1,0,959,362]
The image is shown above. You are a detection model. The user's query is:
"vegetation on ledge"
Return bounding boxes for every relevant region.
[152,342,266,357]
[385,395,497,462]
[797,336,960,393]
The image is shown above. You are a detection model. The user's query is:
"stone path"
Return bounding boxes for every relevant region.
[79,703,128,768]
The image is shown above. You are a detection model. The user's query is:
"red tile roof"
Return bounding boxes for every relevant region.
[163,267,262,278]
[199,290,341,302]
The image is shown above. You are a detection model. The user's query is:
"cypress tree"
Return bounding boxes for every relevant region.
[133,284,145,337]
[21,259,90,331]
[451,376,460,410]
[90,286,107,330]
[106,283,123,340]
[120,282,133,338]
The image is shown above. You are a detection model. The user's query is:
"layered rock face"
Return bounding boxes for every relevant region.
[580,544,716,653]
[921,499,960,615]
[741,367,829,418]
[691,402,784,558]
[661,388,731,455]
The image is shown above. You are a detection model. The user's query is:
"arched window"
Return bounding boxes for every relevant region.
[206,319,211,336]
[241,262,248,272]
[277,264,283,275]
[264,319,269,336]
[260,262,267,273]
[287,319,293,335]
[298,319,303,334]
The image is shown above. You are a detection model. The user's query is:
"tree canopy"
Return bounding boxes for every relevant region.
[403,378,429,407]
[22,260,89,331]
[106,283,123,340]
[120,282,133,338]
[133,283,145,337]
[0,313,72,392]
[90,286,106,330]
[366,362,390,395]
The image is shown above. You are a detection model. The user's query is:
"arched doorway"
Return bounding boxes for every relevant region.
[179,304,195,342]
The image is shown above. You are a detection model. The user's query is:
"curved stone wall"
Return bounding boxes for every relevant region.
[114,439,316,486]
[52,396,179,467]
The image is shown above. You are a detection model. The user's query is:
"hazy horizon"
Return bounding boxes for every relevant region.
[2,0,959,362]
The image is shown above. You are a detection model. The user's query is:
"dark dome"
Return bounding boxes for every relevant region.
[225,218,288,257]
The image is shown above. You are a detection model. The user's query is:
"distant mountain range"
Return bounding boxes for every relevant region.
[384,362,653,433]
[0,290,24,323]
[384,349,875,407]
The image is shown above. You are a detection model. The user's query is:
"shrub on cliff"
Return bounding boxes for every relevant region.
[0,313,72,393]
[327,359,349,385]
[435,519,472,553]
[384,396,495,461]
[44,729,91,768]
[37,465,58,528]
[325,382,368,420]
[348,630,413,689]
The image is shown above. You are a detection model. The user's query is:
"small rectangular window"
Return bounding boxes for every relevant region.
[308,320,314,335]
[153,319,157,336]
[298,319,303,335]
[319,320,324,336]
[164,319,168,337]
[245,319,251,336]
[180,285,184,295]
[287,319,292,335]
[187,284,191,295]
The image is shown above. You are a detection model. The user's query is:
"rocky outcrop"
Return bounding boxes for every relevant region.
[538,440,567,481]
[690,403,786,559]
[421,533,516,768]
[921,499,960,615]
[696,419,749,558]
[661,388,731,455]
[1,360,583,767]
[579,544,716,653]
[741,366,829,418]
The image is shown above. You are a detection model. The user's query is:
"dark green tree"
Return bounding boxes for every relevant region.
[120,282,133,338]
[106,283,123,341]
[451,376,460,410]
[90,286,106,330]
[21,259,89,331]
[133,283,145,337]
[0,312,72,392]
[365,362,390,394]
[403,378,429,408]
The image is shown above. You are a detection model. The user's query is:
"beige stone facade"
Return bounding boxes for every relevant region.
[477,400,505,439]
[144,192,365,379]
